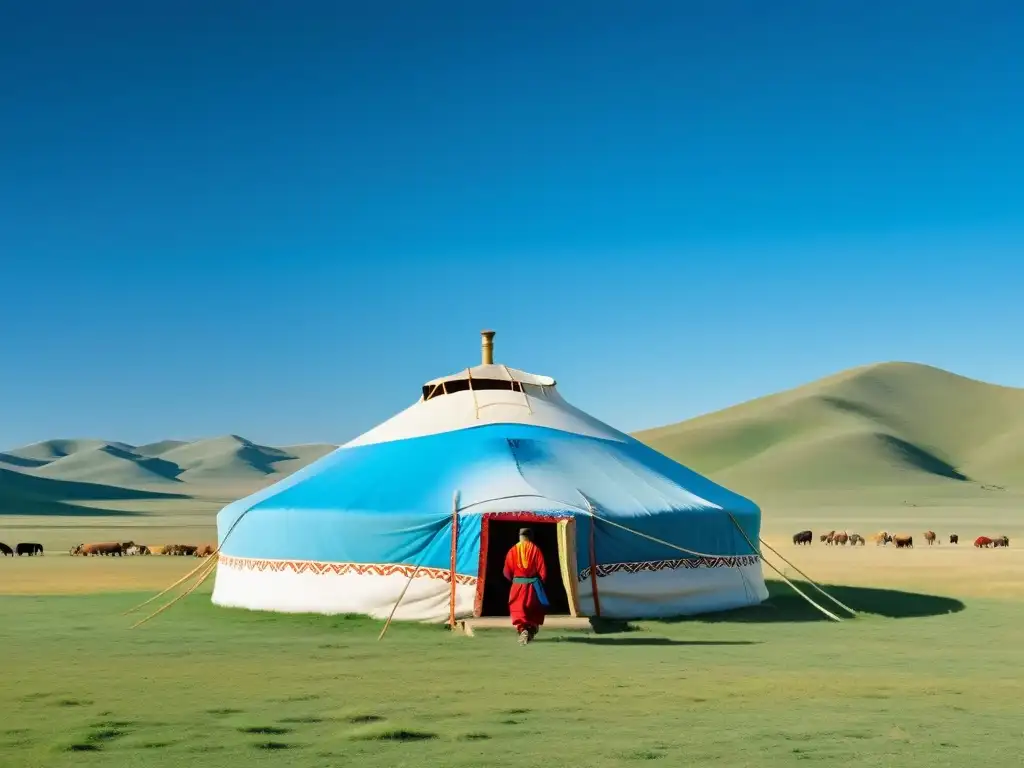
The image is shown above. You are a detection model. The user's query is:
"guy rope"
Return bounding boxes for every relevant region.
[378,506,458,642]
[123,505,254,628]
[588,511,846,623]
[726,512,857,618]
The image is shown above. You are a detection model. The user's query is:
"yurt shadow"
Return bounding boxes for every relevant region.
[552,636,761,647]
[649,580,965,624]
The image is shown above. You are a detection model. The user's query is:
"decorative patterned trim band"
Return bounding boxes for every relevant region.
[217,553,757,586]
[578,554,760,581]
[217,554,477,585]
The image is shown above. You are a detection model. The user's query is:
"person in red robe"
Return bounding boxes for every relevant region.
[503,527,549,645]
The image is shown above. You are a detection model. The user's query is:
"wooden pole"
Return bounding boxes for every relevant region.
[448,492,460,629]
[378,523,449,642]
[588,514,602,618]
[378,562,424,641]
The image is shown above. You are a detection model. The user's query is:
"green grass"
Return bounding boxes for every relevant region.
[1,581,1020,767]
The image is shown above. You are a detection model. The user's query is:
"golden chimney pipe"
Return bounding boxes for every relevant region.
[481,330,495,366]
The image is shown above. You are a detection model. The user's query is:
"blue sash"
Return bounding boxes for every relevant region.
[512,576,549,607]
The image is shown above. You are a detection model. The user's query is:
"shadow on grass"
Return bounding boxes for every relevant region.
[551,637,760,646]
[639,580,966,624]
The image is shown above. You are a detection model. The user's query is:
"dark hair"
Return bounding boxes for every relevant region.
[518,528,534,541]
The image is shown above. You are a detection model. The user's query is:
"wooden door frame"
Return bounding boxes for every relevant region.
[473,511,574,618]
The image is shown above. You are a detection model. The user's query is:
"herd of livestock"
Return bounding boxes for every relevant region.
[792,530,1011,548]
[69,541,216,556]
[0,541,215,557]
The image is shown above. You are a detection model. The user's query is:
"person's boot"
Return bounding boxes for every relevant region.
[517,629,530,645]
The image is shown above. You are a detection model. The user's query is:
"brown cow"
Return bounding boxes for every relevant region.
[819,532,830,543]
[974,536,993,548]
[823,530,837,545]
[194,544,217,557]
[871,531,892,546]
[893,534,913,549]
[81,542,125,556]
[924,531,938,545]
[833,531,849,546]
[849,533,865,546]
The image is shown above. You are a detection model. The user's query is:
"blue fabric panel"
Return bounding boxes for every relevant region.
[215,422,762,574]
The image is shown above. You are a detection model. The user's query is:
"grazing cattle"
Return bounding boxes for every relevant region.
[924,531,938,545]
[974,536,993,548]
[993,536,1010,548]
[949,534,959,544]
[870,531,892,546]
[69,544,84,556]
[893,535,913,549]
[0,542,13,556]
[16,543,43,556]
[124,544,151,556]
[849,533,865,546]
[164,544,199,556]
[823,530,837,545]
[792,530,813,546]
[194,544,217,557]
[81,542,125,556]
[833,532,849,546]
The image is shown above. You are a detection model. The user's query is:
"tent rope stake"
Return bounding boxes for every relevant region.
[756,536,857,617]
[123,555,218,616]
[123,498,256,620]
[590,511,842,622]
[378,523,452,641]
[724,512,843,622]
[130,555,219,629]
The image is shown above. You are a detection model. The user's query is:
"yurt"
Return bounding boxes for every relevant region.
[211,332,768,621]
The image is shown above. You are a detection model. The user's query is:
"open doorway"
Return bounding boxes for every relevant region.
[479,520,571,617]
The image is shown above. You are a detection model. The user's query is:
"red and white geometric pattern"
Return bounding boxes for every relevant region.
[217,554,477,585]
[578,554,760,581]
[217,553,756,586]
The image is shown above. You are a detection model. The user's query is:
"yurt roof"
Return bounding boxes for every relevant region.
[343,331,627,448]
[423,364,555,389]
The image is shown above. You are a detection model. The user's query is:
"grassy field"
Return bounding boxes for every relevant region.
[1,579,1020,768]
[1,494,1022,767]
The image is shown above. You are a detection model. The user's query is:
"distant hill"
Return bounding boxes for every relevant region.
[0,437,337,514]
[0,463,185,516]
[33,444,184,485]
[633,362,1024,494]
[4,362,1022,516]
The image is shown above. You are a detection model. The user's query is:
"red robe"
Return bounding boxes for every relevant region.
[503,540,548,630]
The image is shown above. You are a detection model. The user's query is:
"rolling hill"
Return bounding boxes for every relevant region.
[2,362,1021,518]
[634,362,1024,494]
[0,437,337,515]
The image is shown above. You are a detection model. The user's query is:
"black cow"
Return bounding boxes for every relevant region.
[0,542,13,556]
[949,534,959,544]
[16,543,43,556]
[792,530,813,546]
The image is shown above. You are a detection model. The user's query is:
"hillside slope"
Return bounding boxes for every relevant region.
[0,435,336,514]
[633,362,1024,493]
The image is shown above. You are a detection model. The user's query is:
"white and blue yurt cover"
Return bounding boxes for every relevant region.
[212,334,768,621]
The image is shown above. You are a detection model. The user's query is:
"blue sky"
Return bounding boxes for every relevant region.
[1,1,1022,448]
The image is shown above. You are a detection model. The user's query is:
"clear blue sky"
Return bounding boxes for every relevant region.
[1,1,1022,449]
